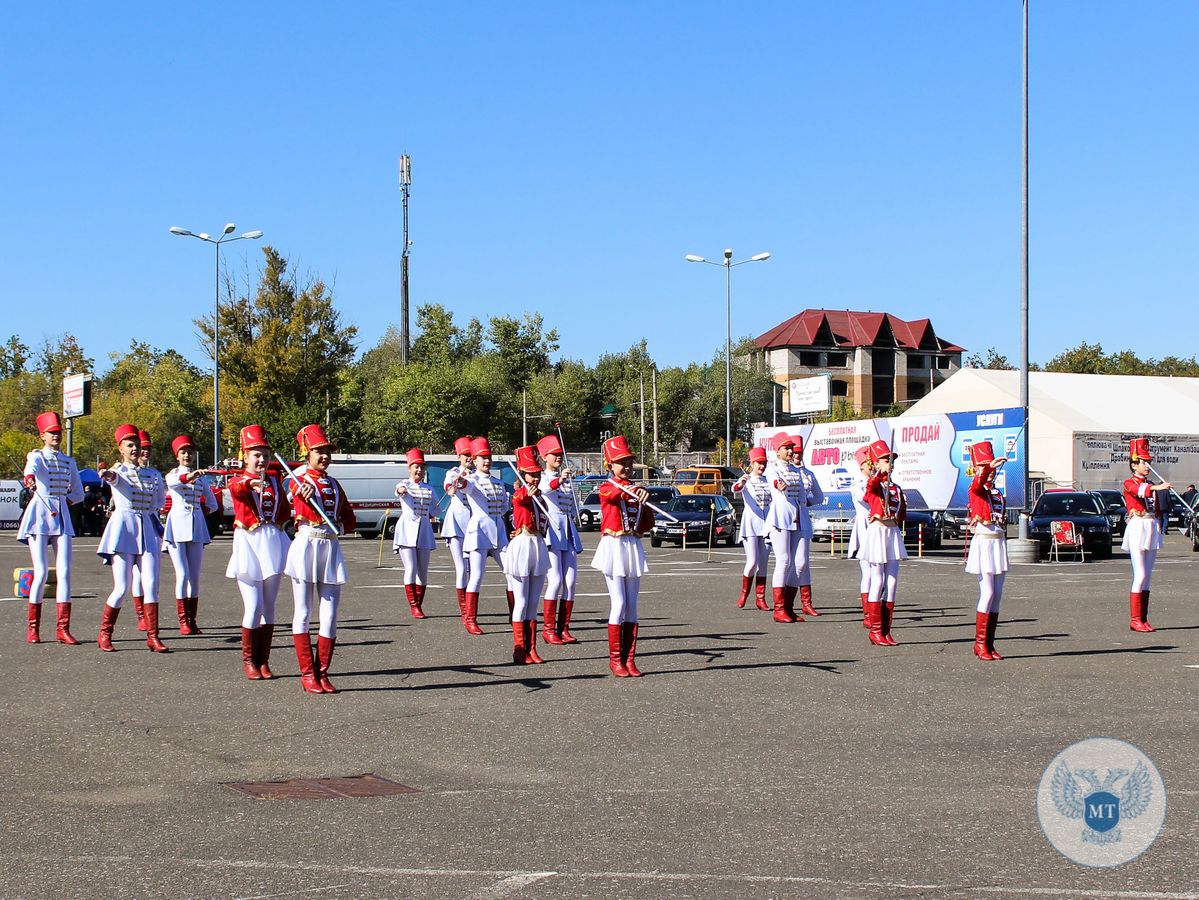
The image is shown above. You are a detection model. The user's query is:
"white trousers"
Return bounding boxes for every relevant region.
[466,547,505,593]
[768,529,805,588]
[976,573,1005,614]
[291,579,341,639]
[27,533,72,604]
[867,560,899,607]
[741,536,769,578]
[1130,548,1157,592]
[510,574,547,622]
[544,548,578,601]
[398,547,431,586]
[858,557,871,595]
[167,541,205,598]
[105,551,160,608]
[238,575,283,628]
[447,537,470,589]
[604,574,640,624]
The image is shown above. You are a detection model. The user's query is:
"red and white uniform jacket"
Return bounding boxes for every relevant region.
[290,469,355,534]
[866,472,907,526]
[229,472,291,530]
[511,485,551,536]
[1123,475,1161,517]
[968,470,1006,527]
[18,448,83,541]
[539,469,584,552]
[597,479,654,536]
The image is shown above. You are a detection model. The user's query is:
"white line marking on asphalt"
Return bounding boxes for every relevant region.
[1185,664,1199,669]
[39,855,1199,898]
[467,872,557,898]
[237,884,356,899]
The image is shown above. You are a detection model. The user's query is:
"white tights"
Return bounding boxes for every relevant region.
[1130,548,1157,592]
[291,579,341,639]
[27,533,71,604]
[604,574,640,624]
[544,549,578,601]
[769,529,802,588]
[858,557,871,595]
[106,552,159,608]
[398,547,431,586]
[742,537,769,578]
[238,575,283,628]
[796,536,812,587]
[447,537,470,590]
[510,574,547,621]
[167,541,205,598]
[867,560,899,607]
[466,547,505,593]
[975,573,1006,614]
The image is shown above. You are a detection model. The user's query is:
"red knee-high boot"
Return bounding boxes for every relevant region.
[511,620,528,665]
[1129,592,1152,632]
[984,612,1003,660]
[543,599,563,644]
[607,624,628,677]
[867,603,888,646]
[463,592,484,635]
[413,584,427,618]
[133,596,147,632]
[558,600,579,643]
[880,602,898,646]
[257,624,275,679]
[772,587,795,623]
[861,592,870,627]
[456,587,467,618]
[26,603,41,644]
[98,604,120,651]
[973,611,994,661]
[241,627,262,680]
[736,576,751,608]
[622,622,642,677]
[799,584,820,617]
[144,604,170,653]
[783,585,805,622]
[525,621,545,664]
[56,603,79,645]
[293,633,324,693]
[405,583,425,619]
[1140,590,1154,632]
[316,636,337,694]
[754,577,769,610]
[177,598,195,635]
[187,597,203,634]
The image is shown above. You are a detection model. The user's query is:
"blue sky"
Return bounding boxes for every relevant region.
[3,2,1196,374]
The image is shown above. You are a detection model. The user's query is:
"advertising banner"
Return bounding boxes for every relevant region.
[754,407,1026,510]
[0,480,23,531]
[1073,432,1199,492]
[787,374,832,416]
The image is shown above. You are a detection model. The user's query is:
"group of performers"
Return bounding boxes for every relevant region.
[16,407,1181,683]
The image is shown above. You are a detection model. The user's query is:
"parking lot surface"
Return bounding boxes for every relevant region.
[2,532,1196,898]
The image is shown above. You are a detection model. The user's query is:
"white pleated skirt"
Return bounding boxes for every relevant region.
[590,534,649,577]
[285,528,349,585]
[1121,515,1163,553]
[861,521,908,564]
[503,532,550,577]
[846,517,868,559]
[966,525,1009,575]
[226,525,291,581]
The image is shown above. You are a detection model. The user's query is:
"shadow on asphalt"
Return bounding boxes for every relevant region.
[1000,643,1178,659]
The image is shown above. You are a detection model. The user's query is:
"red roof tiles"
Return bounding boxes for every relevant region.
[756,310,964,353]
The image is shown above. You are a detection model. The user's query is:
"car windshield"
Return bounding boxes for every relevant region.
[673,471,698,484]
[582,492,600,506]
[666,496,720,513]
[1036,494,1102,516]
[646,488,676,502]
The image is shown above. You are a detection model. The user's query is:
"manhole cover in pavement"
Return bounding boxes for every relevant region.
[226,773,419,800]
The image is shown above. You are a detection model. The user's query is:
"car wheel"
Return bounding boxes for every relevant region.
[651,537,662,548]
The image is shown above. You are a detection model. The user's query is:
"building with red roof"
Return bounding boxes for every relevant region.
[755,309,965,415]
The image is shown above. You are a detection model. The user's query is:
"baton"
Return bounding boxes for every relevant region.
[1147,462,1199,519]
[272,453,339,532]
[554,421,584,528]
[605,478,680,523]
[505,460,555,518]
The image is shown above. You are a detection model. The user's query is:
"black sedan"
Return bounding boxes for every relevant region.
[650,495,737,547]
[903,509,943,550]
[578,486,678,532]
[1089,489,1127,538]
[1028,491,1112,559]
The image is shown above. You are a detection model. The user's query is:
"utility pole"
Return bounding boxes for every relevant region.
[652,367,659,466]
[399,154,412,365]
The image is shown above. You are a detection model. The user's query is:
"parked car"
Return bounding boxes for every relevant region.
[578,485,678,531]
[672,465,741,497]
[811,505,854,542]
[1089,489,1127,538]
[939,507,971,540]
[903,509,943,550]
[650,494,737,547]
[1028,491,1112,558]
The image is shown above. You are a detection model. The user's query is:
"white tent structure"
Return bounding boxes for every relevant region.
[903,369,1199,490]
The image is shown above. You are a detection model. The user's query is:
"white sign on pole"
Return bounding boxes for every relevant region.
[63,372,90,418]
[787,374,832,417]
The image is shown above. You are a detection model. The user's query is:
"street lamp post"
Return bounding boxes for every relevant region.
[169,223,263,466]
[685,249,770,466]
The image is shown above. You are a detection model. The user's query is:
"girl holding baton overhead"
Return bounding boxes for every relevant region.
[1123,437,1170,633]
[862,439,906,647]
[536,433,584,644]
[392,448,437,619]
[965,441,1008,660]
[590,435,655,677]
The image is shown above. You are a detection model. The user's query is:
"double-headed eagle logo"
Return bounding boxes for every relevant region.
[1051,760,1153,845]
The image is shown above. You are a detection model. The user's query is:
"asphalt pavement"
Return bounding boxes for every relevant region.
[1,530,1196,899]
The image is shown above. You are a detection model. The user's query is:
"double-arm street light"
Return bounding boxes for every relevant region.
[685,249,770,466]
[169,223,263,466]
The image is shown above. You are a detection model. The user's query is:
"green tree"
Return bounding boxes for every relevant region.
[0,335,30,379]
[965,347,1014,369]
[36,334,93,382]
